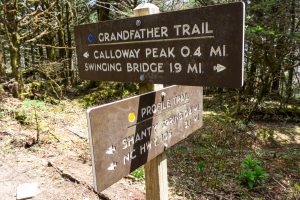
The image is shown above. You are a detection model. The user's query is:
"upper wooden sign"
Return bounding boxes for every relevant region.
[87,86,203,192]
[75,2,245,88]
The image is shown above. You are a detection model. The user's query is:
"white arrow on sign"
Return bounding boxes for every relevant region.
[105,145,116,155]
[213,64,226,73]
[107,162,117,171]
[83,52,89,58]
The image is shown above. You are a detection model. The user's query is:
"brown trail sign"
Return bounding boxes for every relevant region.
[87,86,203,192]
[75,2,245,88]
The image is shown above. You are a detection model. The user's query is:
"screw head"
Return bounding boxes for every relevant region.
[139,74,145,81]
[136,19,141,27]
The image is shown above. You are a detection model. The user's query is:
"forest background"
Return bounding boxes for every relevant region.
[0,0,299,117]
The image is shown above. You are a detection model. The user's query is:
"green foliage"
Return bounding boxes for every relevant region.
[21,80,62,104]
[213,103,248,131]
[257,128,274,141]
[196,161,205,173]
[214,104,235,124]
[78,82,138,107]
[239,155,268,188]
[21,99,46,109]
[16,99,45,125]
[292,32,300,39]
[292,183,300,198]
[15,99,47,141]
[294,183,300,192]
[246,25,278,37]
[131,167,144,180]
[15,111,27,125]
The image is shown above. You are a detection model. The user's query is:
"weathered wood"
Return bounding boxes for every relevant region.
[87,85,203,192]
[134,3,168,200]
[74,3,245,88]
[144,151,168,200]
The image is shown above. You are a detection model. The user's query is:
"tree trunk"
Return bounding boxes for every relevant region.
[271,2,287,96]
[86,0,111,88]
[24,45,29,68]
[2,42,7,66]
[31,45,35,65]
[39,46,44,60]
[286,69,294,100]
[0,42,4,78]
[5,1,21,80]
[97,0,110,21]
[286,0,296,101]
[45,37,56,61]
[9,37,20,79]
[57,1,66,59]
[246,48,258,96]
[66,2,72,85]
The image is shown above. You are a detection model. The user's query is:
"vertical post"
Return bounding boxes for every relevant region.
[133,3,168,200]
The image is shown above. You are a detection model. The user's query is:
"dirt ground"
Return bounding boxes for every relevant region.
[0,94,183,200]
[0,94,142,200]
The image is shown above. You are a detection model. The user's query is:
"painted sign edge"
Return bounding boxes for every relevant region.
[87,109,98,191]
[241,1,245,87]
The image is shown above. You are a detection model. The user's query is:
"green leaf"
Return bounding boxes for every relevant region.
[292,32,300,40]
[246,170,256,181]
[131,168,144,180]
[294,183,300,191]
[196,162,205,173]
[254,165,263,174]
[248,180,255,188]
[239,155,268,188]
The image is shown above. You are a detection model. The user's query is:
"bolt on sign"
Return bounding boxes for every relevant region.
[75,2,245,88]
[87,86,203,192]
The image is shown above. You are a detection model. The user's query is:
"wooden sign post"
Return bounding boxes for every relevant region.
[133,4,168,200]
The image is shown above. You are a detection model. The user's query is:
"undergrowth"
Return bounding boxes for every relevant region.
[76,81,139,107]
[239,155,268,188]
[131,167,145,180]
[168,104,300,199]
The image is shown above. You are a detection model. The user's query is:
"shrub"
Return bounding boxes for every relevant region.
[239,155,268,188]
[131,167,144,180]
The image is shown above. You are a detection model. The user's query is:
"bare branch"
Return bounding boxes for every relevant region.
[35,44,75,50]
[24,28,53,43]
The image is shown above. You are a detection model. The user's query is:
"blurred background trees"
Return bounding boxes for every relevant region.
[0,0,299,119]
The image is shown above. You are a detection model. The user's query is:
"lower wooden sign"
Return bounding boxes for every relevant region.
[87,86,203,192]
